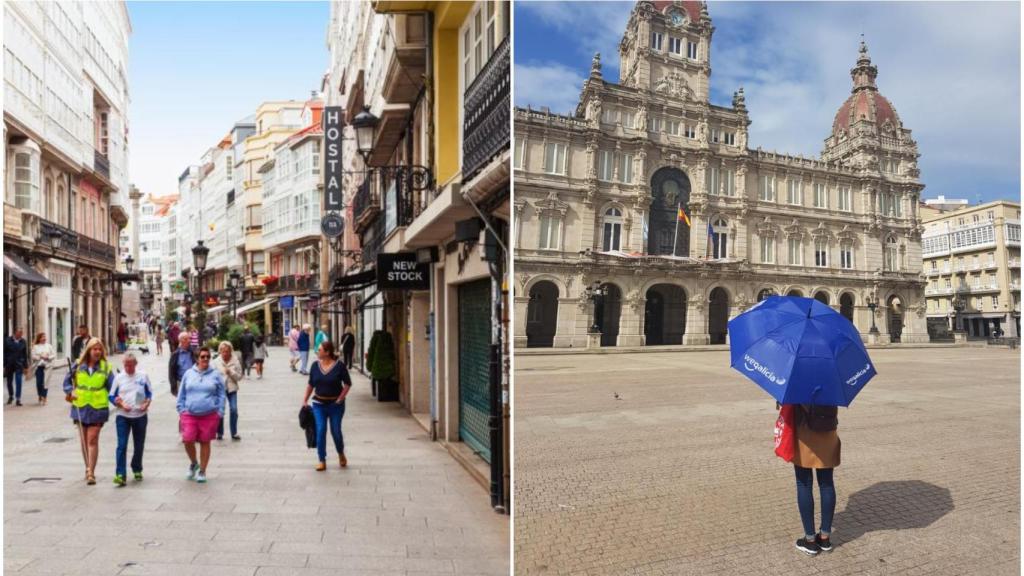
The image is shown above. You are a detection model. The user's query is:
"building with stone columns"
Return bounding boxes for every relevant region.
[514,0,928,349]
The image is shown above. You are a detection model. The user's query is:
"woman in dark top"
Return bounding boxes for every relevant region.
[301,340,352,471]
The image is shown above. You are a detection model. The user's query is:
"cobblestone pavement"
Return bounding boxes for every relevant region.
[514,347,1020,575]
[4,347,508,576]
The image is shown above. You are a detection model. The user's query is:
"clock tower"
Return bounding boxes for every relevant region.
[618,1,713,103]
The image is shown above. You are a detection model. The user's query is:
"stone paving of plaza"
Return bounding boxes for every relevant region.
[3,346,508,576]
[514,347,1020,575]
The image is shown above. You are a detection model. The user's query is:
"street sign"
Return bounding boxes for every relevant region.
[279,295,295,309]
[377,253,430,290]
[321,212,345,238]
[323,106,344,211]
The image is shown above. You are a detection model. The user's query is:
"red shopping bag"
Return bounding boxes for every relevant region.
[774,404,796,462]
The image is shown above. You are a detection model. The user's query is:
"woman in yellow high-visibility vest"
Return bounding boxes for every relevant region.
[62,337,114,485]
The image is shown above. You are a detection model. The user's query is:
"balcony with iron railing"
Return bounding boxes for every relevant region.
[1009,258,1021,269]
[265,273,315,295]
[462,36,510,182]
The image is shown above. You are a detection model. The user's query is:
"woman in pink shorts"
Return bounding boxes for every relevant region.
[175,347,226,483]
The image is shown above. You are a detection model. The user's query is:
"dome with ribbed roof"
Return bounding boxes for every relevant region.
[831,40,903,137]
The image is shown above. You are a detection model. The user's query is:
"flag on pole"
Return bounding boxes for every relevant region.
[677,205,691,227]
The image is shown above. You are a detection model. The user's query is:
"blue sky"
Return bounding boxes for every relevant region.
[515,1,1022,204]
[127,1,328,197]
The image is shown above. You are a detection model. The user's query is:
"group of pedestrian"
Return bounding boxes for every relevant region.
[288,323,353,375]
[9,319,358,485]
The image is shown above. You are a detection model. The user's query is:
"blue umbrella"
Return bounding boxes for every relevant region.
[728,295,876,406]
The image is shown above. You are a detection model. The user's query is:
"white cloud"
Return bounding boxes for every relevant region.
[515,63,587,116]
[517,1,1021,199]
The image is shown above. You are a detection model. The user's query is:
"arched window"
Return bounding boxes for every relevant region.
[710,216,728,259]
[757,288,775,301]
[57,183,66,226]
[602,207,623,251]
[884,235,899,271]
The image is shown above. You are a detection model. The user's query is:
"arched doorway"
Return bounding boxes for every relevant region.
[526,281,559,348]
[645,284,687,345]
[814,291,830,305]
[840,293,855,324]
[757,288,775,302]
[596,283,622,347]
[887,295,904,343]
[708,287,729,345]
[649,168,692,257]
[786,289,804,297]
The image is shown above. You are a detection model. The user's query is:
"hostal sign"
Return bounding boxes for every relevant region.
[377,253,430,290]
[322,106,344,211]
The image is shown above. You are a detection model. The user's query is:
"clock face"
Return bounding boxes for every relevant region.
[671,11,684,26]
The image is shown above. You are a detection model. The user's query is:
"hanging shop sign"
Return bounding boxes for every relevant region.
[321,212,345,238]
[322,106,344,211]
[377,252,430,290]
[279,295,295,309]
[204,296,220,307]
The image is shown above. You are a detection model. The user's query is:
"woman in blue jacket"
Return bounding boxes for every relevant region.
[175,347,226,483]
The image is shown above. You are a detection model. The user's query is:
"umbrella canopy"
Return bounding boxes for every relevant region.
[728,296,876,406]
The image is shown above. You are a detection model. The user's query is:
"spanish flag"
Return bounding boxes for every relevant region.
[677,205,691,227]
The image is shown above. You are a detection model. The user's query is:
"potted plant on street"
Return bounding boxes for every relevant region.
[367,330,397,402]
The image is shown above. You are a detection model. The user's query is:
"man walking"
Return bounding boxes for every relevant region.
[168,333,195,397]
[288,325,300,372]
[238,326,256,377]
[71,325,90,363]
[167,322,181,354]
[297,324,311,375]
[4,329,29,406]
[109,353,152,486]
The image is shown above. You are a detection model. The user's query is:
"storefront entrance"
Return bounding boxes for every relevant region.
[458,279,492,462]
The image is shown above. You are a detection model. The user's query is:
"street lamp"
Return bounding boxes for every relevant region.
[866,294,880,334]
[584,281,606,334]
[191,240,209,324]
[952,295,965,332]
[351,105,379,164]
[229,269,241,318]
[125,254,134,274]
[309,261,322,332]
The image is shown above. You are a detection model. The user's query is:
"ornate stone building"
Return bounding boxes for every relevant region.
[513,0,928,348]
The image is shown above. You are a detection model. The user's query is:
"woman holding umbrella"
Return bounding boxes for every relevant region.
[728,295,875,557]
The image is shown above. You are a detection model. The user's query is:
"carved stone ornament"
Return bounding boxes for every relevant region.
[757,217,776,238]
[837,224,857,244]
[517,273,530,293]
[810,221,832,240]
[653,70,693,100]
[783,219,803,239]
[536,190,569,216]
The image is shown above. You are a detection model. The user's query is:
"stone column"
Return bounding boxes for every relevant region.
[683,298,710,345]
[512,296,529,349]
[554,297,578,348]
[616,293,644,347]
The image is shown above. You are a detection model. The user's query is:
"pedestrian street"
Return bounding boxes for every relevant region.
[4,346,509,576]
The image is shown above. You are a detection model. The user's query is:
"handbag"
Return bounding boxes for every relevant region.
[774,404,796,462]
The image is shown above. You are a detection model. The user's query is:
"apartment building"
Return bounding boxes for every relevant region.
[4,0,133,353]
[922,200,1021,339]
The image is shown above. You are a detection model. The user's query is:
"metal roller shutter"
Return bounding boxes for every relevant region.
[458,279,492,462]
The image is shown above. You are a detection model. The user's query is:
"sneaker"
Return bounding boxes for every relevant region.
[795,538,821,556]
[15,400,21,406]
[113,474,126,487]
[133,472,143,482]
[231,435,241,441]
[815,534,833,552]
[187,462,199,481]
[196,471,207,483]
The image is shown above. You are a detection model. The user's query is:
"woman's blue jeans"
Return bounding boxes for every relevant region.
[35,366,47,398]
[115,415,148,477]
[795,465,835,538]
[217,391,239,437]
[311,401,345,462]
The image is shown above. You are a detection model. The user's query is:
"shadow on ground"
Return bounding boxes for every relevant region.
[833,480,953,547]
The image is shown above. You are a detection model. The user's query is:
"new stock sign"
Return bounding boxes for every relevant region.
[377,253,430,291]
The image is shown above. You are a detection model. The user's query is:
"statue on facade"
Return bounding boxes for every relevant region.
[697,120,708,146]
[586,97,602,128]
[636,103,647,132]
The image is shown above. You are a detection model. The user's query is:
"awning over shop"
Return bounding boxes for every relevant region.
[4,254,52,287]
[206,304,229,316]
[331,269,376,293]
[235,297,277,316]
